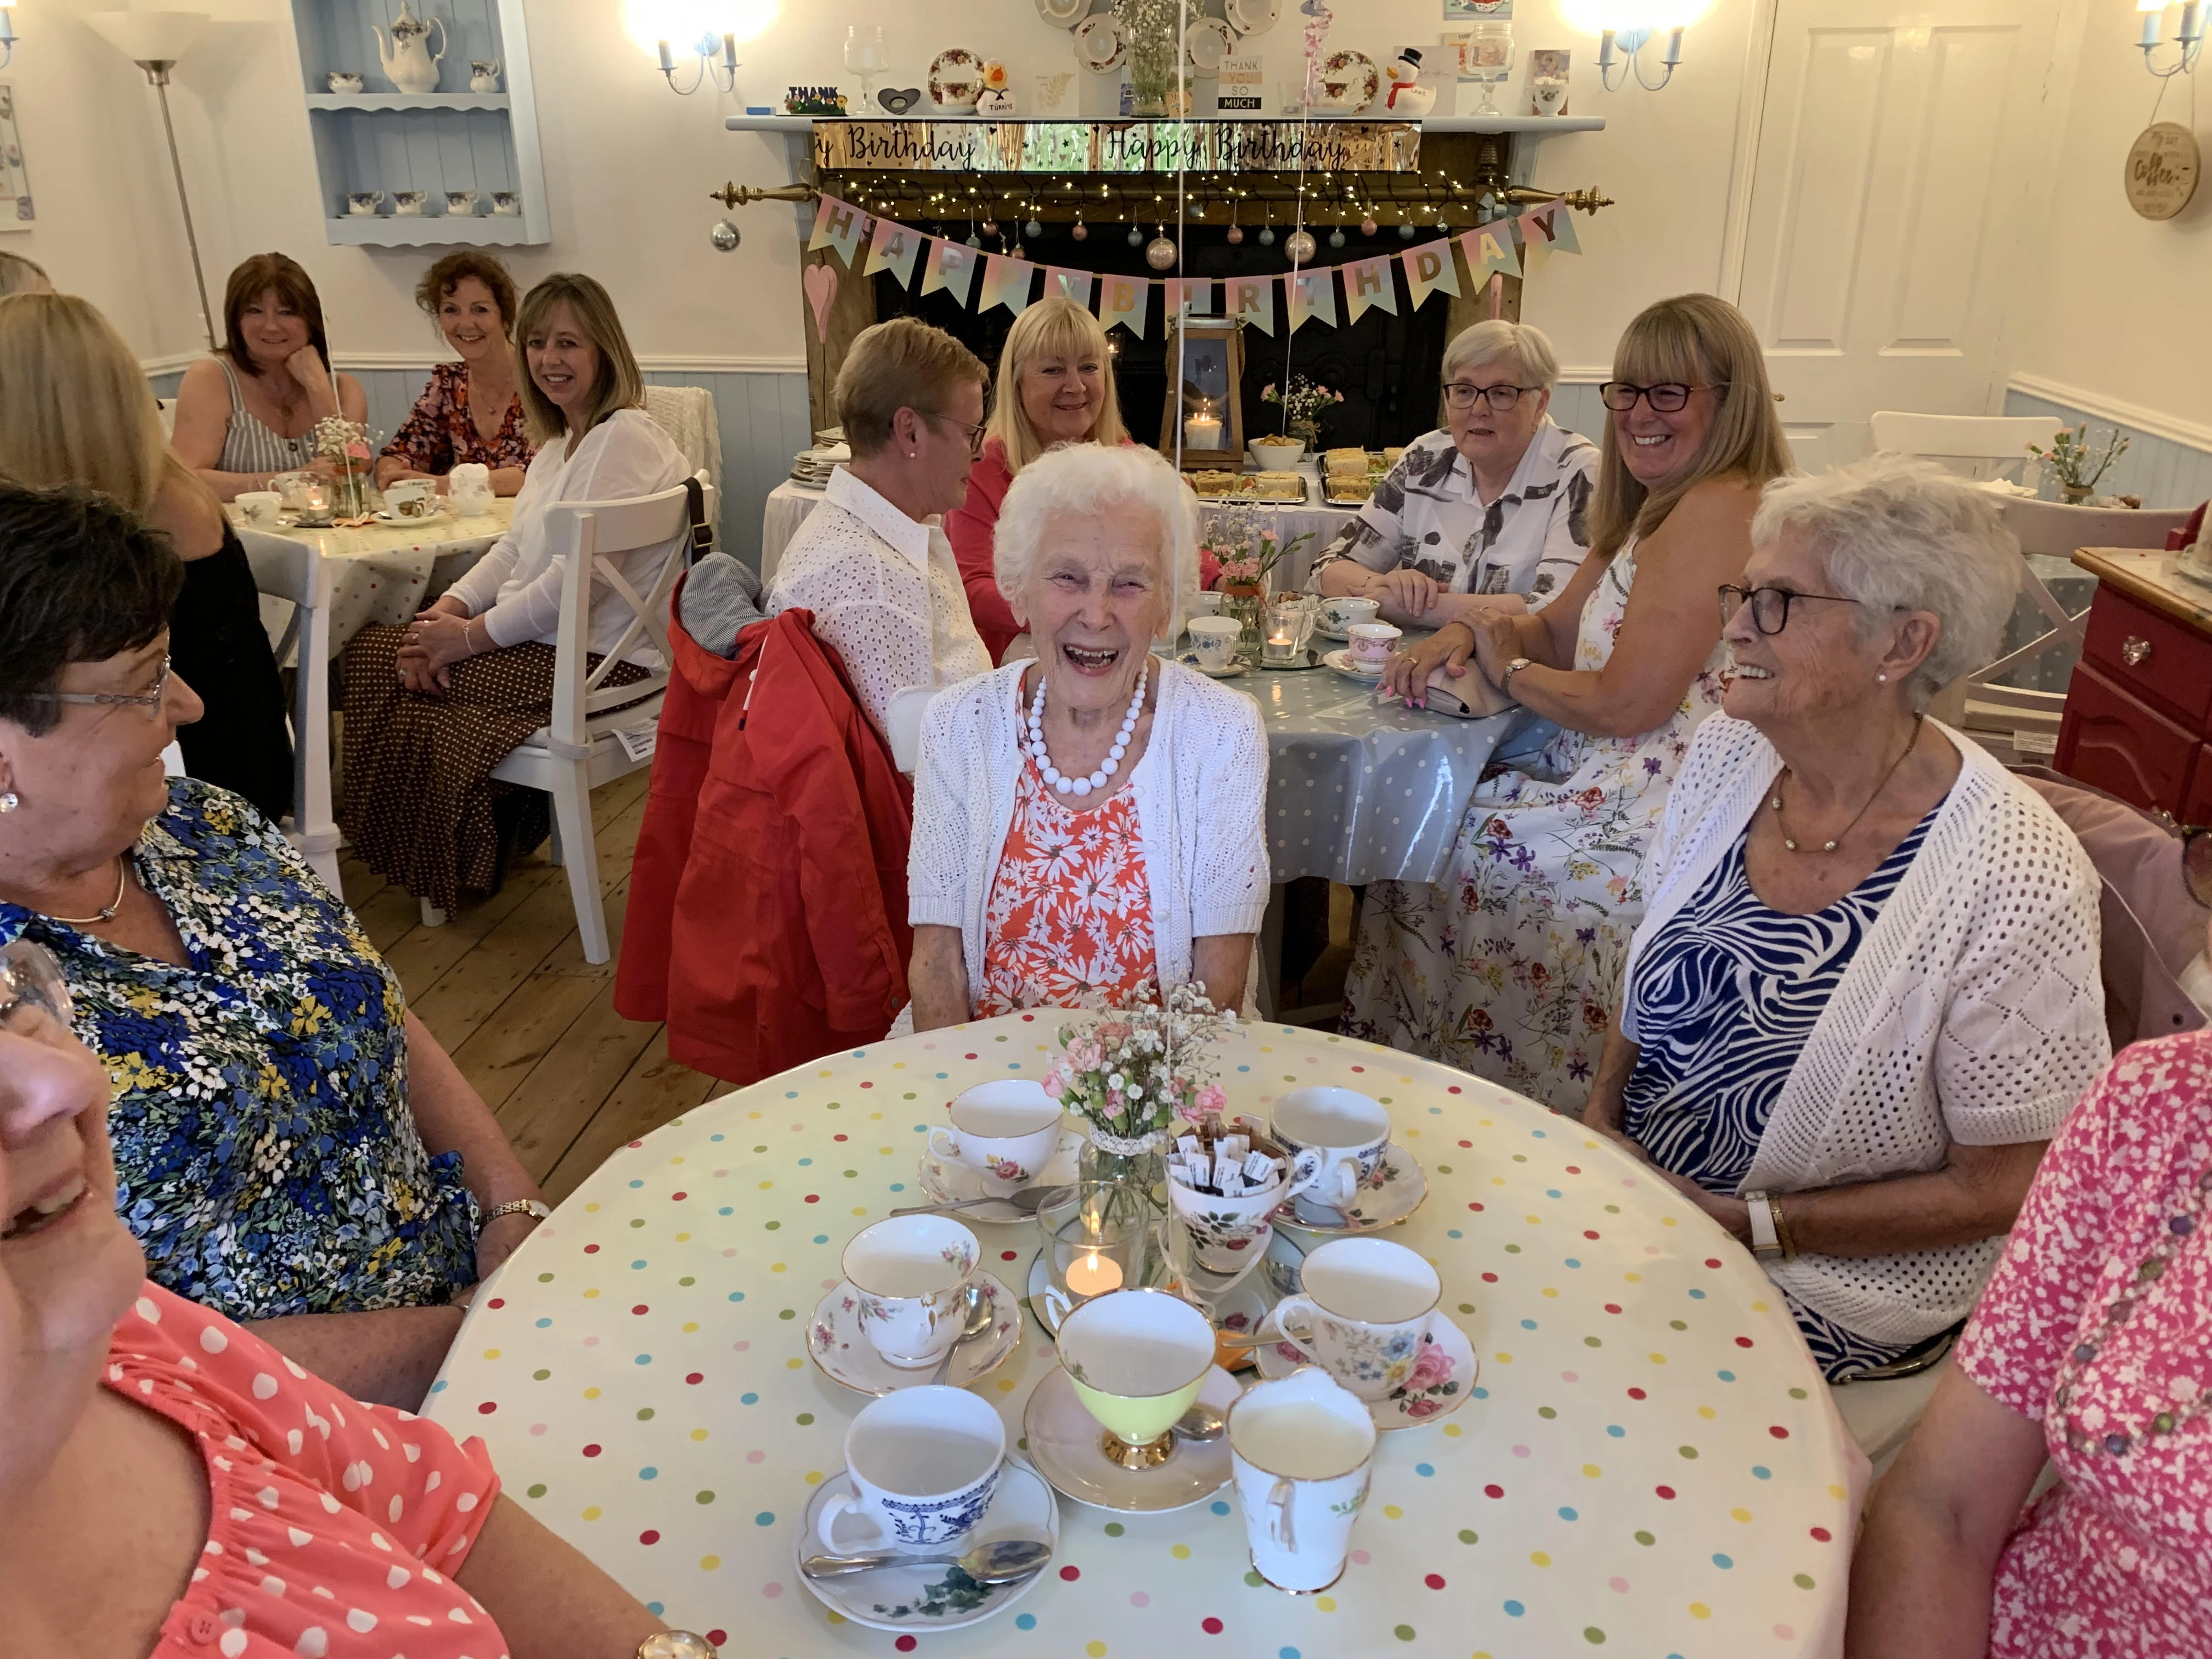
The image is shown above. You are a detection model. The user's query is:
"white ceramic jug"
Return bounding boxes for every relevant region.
[374,1,446,95]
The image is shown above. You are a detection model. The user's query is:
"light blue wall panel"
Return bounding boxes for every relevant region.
[2004,388,2212,512]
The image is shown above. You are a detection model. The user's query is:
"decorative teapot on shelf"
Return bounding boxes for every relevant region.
[374,0,446,95]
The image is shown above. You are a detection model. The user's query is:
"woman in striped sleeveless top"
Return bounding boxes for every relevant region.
[171,253,366,500]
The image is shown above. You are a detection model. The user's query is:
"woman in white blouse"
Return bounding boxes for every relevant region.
[1314,319,1595,625]
[340,273,687,917]
[768,317,994,740]
[1582,456,2108,1403]
[907,443,1268,1025]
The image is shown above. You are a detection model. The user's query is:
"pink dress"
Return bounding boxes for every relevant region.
[1954,1030,2212,1656]
[110,1282,508,1658]
[977,756,1159,1015]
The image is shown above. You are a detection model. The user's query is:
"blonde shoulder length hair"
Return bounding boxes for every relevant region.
[985,295,1128,475]
[1587,293,1792,561]
[0,291,212,517]
[514,273,647,447]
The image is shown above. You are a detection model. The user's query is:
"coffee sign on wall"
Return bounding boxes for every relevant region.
[2124,121,2200,221]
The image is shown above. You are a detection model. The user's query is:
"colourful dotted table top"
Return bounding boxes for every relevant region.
[424,1013,1856,1658]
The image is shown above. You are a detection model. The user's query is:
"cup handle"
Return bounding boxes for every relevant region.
[1272,1295,1325,1367]
[1042,1284,1072,1330]
[926,1126,960,1162]
[816,1491,893,1555]
[1266,1476,1299,1553]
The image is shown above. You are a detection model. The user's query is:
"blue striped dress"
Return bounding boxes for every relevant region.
[1620,810,1937,1380]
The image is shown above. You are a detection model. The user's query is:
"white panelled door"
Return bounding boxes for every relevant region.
[1733,0,2065,472]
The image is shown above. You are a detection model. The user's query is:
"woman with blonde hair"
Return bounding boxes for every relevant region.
[0,249,50,296]
[0,291,291,819]
[341,273,687,916]
[945,295,1130,661]
[1351,292,1793,1107]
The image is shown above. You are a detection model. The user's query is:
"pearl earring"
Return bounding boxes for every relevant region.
[909,450,918,459]
[0,791,17,812]
[1877,673,1888,683]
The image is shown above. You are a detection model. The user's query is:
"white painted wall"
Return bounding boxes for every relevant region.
[2009,0,2212,452]
[8,0,1765,377]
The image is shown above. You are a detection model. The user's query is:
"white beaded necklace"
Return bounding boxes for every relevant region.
[1025,661,1147,797]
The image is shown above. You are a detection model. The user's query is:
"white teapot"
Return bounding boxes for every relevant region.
[374,0,446,95]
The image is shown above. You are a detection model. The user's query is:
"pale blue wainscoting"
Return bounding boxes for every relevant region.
[2005,388,2212,513]
[1549,379,1607,449]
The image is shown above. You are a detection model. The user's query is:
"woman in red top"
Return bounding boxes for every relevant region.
[376,251,535,498]
[0,944,701,1659]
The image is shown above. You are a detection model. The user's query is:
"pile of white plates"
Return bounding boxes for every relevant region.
[792,439,849,486]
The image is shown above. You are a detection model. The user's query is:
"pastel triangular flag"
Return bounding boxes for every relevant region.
[1341,255,1398,325]
[1099,271,1150,338]
[1522,200,1582,255]
[978,253,1039,318]
[919,238,979,308]
[1459,224,1521,281]
[1043,267,1096,308]
[806,194,867,269]
[1163,276,1215,320]
[862,216,922,289]
[1285,268,1337,334]
[1401,239,1462,308]
[1227,274,1274,336]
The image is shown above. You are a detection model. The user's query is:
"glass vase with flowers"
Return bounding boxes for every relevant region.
[313,414,376,519]
[1204,503,1313,656]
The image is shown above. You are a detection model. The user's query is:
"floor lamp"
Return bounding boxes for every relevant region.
[84,11,217,350]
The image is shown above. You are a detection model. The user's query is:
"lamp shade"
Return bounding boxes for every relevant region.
[84,10,212,64]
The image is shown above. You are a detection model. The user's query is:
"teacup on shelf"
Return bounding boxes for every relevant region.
[328,71,364,94]
[345,189,383,217]
[490,190,521,216]
[444,189,479,217]
[392,190,427,216]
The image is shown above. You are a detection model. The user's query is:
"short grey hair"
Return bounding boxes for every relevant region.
[1442,319,1561,389]
[994,442,1200,635]
[1752,454,2022,710]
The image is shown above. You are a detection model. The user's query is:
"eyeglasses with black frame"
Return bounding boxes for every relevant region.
[1717,585,1863,636]
[1442,382,1542,413]
[1599,381,1729,414]
[2181,827,2212,909]
[22,653,172,716]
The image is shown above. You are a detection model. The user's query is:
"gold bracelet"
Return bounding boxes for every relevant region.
[1770,1195,1799,1262]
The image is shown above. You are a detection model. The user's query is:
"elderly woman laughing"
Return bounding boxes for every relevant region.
[907,443,1269,1024]
[1584,456,2111,1383]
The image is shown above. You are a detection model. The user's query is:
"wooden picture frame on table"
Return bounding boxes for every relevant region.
[1160,314,1244,471]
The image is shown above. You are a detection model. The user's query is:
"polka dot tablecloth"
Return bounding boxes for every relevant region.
[424,1013,1858,1658]
[236,498,515,657]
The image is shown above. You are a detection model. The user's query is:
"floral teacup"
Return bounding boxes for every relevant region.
[927,1080,1062,1195]
[1165,1170,1284,1273]
[841,1214,980,1368]
[1269,1236,1438,1402]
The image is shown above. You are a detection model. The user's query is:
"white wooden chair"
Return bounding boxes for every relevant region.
[484,475,711,964]
[240,531,342,891]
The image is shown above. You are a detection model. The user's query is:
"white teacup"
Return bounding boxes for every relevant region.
[1346,621,1403,670]
[383,478,438,519]
[1531,77,1567,116]
[1188,614,1242,671]
[445,189,478,216]
[1189,590,1225,617]
[234,491,283,528]
[1270,1087,1391,1214]
[1228,1365,1377,1592]
[1317,595,1380,634]
[928,1079,1062,1195]
[842,1215,980,1368]
[393,191,427,216]
[1165,1170,1283,1274]
[1269,1236,1439,1401]
[448,462,494,516]
[328,71,364,93]
[345,190,382,216]
[816,1385,1005,1554]
[490,191,522,216]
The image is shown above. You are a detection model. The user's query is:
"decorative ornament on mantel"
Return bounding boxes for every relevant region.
[1073,216,1088,240]
[1145,225,1177,270]
[1127,223,1144,246]
[1284,225,1316,262]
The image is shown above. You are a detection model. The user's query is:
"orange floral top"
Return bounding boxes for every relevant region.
[978,755,1159,1015]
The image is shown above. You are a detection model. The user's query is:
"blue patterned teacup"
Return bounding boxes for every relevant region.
[816,1386,1006,1554]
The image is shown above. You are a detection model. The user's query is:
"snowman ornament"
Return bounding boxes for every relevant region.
[976,59,1018,116]
[1383,46,1437,117]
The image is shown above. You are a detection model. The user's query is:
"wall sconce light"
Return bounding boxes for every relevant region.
[659,31,739,95]
[1,3,18,70]
[2138,0,2204,78]
[1597,24,1684,91]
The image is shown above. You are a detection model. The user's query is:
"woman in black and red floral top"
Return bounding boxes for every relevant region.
[376,251,535,495]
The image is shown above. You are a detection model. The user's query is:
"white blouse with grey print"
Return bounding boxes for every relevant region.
[1308,420,1598,610]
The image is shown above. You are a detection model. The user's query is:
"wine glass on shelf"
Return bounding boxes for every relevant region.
[845,25,888,115]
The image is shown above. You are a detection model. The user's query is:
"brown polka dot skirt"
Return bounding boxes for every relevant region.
[340,624,652,912]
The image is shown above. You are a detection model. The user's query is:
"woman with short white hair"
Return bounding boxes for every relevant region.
[907,442,1268,1024]
[1312,318,1596,622]
[1583,454,2108,1383]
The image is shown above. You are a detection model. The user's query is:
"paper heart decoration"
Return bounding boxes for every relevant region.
[877,86,922,114]
[803,263,840,343]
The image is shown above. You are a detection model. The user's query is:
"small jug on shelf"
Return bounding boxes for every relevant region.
[469,58,501,93]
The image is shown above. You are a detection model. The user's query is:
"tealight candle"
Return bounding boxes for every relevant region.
[1184,413,1223,450]
[1263,629,1298,664]
[1065,1248,1124,1298]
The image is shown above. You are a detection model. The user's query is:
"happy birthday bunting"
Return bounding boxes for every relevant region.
[1043,267,1096,308]
[1459,223,1521,281]
[978,253,1039,317]
[1400,239,1462,309]
[1341,255,1399,324]
[1285,268,1337,334]
[1227,274,1275,336]
[862,215,922,288]
[1521,200,1581,255]
[1163,276,1214,320]
[1098,271,1150,338]
[919,238,979,308]
[806,194,867,269]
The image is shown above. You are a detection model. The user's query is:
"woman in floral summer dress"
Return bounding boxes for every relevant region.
[1352,295,1793,1109]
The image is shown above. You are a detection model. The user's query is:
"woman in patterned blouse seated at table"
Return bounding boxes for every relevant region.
[375,250,535,497]
[907,443,1269,1024]
[0,481,550,1409]
[1310,318,1597,623]
[1582,457,2111,1388]
[0,972,690,1659]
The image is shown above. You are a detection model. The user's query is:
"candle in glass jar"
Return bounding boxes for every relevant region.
[1263,629,1298,663]
[1065,1248,1124,1298]
[1184,399,1223,450]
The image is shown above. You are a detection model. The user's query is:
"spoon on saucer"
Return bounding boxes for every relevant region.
[924,1285,1000,1385]
[800,1537,1052,1584]
[1173,1402,1227,1441]
[888,1184,1066,1219]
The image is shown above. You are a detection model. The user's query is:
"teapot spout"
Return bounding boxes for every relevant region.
[371,24,394,72]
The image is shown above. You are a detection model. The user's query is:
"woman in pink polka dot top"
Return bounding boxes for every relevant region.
[0,960,690,1659]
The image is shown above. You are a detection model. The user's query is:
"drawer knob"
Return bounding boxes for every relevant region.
[2124,635,2154,667]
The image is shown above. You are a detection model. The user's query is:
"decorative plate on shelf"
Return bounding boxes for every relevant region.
[1073,14,1126,72]
[928,48,985,111]
[1314,48,1380,113]
[1186,16,1237,72]
[1224,0,1279,36]
[1035,0,1089,26]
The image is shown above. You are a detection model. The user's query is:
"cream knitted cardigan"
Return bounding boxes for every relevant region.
[908,657,1272,1011]
[1619,715,2111,1345]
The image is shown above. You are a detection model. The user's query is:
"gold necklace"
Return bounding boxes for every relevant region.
[46,857,131,927]
[1769,715,1924,855]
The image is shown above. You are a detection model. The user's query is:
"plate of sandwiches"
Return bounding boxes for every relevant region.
[1249,471,1306,503]
[1323,474,1375,506]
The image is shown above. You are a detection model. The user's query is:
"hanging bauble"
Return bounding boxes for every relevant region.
[1025,218,1043,239]
[1258,225,1277,247]
[1073,217,1089,241]
[1227,223,1244,245]
[981,217,998,235]
[1127,224,1144,246]
[966,230,983,248]
[1012,242,1026,261]
[1145,230,1178,271]
[710,219,741,252]
[1328,227,1347,249]
[1284,227,1315,261]
[1398,222,1417,240]
[1360,215,1378,236]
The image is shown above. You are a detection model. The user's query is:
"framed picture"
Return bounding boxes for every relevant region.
[0,84,33,225]
[1443,0,1512,18]
[1526,48,1571,116]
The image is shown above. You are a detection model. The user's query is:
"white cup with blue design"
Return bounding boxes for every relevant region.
[816,1385,1006,1554]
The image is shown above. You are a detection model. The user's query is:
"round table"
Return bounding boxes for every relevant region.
[235,498,516,657]
[425,1014,1858,1657]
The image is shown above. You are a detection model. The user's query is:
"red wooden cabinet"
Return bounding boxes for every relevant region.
[2057,551,2212,821]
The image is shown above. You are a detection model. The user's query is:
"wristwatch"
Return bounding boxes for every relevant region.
[637,1634,718,1659]
[483,1198,551,1225]
[1499,657,1536,698]
[1743,1190,1784,1262]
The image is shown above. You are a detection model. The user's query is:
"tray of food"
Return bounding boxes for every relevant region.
[1322,474,1375,506]
[1249,471,1307,503]
[1186,469,1252,498]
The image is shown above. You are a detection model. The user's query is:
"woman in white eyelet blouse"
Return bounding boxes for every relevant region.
[906,444,1269,1028]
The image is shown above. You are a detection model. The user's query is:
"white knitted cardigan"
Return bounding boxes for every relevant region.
[908,657,1272,1010]
[1619,715,2111,1345]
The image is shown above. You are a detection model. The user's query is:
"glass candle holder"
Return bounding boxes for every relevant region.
[297,481,334,527]
[1037,1180,1163,1330]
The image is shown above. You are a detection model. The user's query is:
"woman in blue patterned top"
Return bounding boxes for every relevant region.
[0,482,548,1408]
[1581,457,2109,1412]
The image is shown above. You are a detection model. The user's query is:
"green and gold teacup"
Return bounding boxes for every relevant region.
[1056,1288,1217,1470]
